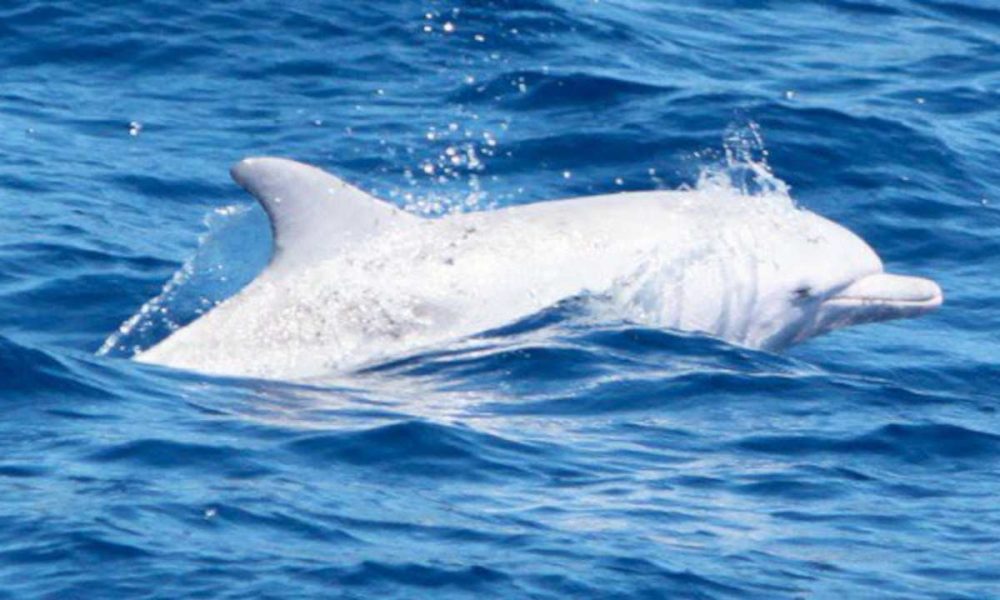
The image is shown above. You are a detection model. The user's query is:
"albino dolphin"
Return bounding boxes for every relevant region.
[136,157,942,379]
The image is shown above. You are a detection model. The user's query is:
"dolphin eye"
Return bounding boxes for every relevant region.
[793,286,813,300]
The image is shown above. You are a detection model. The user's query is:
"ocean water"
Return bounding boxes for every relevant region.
[1,0,998,597]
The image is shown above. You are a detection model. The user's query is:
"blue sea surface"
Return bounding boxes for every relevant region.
[1,0,998,597]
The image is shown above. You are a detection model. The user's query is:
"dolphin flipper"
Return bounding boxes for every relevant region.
[230,157,417,268]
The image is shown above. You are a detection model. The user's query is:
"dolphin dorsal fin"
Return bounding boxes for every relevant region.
[230,157,417,268]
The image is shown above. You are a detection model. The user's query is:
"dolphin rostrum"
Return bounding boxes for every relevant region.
[136,158,943,379]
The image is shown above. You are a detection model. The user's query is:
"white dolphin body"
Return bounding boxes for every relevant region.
[136,158,942,379]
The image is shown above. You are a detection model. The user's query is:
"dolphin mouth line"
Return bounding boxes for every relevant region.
[824,272,943,311]
[826,296,941,307]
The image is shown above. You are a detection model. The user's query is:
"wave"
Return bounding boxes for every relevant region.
[449,70,677,109]
[736,423,999,465]
[284,419,586,482]
[0,335,107,400]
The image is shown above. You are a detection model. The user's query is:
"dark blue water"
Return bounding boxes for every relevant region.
[1,1,998,597]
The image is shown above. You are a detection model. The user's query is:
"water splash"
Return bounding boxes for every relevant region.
[98,204,270,358]
[386,116,510,216]
[695,121,792,200]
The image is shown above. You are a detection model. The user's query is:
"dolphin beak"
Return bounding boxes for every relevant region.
[823,273,943,323]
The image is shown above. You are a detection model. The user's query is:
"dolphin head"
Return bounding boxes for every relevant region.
[745,210,942,350]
